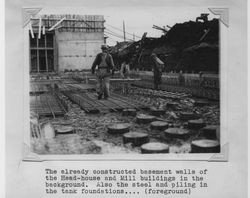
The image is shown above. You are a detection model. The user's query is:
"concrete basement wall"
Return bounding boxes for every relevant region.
[56,31,104,71]
[129,71,219,100]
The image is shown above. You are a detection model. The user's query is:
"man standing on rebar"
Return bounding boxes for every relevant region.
[92,44,115,100]
[151,53,164,90]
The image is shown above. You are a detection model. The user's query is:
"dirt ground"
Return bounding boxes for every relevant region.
[31,87,220,155]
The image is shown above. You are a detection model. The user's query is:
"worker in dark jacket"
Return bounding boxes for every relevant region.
[151,53,164,90]
[92,44,115,100]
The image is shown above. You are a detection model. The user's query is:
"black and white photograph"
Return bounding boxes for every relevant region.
[27,7,221,155]
[4,0,249,198]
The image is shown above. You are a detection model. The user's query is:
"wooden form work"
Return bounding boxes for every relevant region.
[62,91,147,113]
[30,14,105,33]
[30,32,55,73]
[29,14,105,73]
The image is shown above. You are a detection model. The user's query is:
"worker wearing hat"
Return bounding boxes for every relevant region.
[151,52,164,90]
[91,44,115,100]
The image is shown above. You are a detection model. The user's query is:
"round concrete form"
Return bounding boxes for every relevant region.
[122,108,137,116]
[150,121,169,131]
[123,132,149,146]
[164,127,190,139]
[150,107,166,116]
[141,142,169,154]
[188,119,206,129]
[202,125,218,139]
[107,123,131,134]
[136,114,156,124]
[191,139,220,153]
[56,126,75,135]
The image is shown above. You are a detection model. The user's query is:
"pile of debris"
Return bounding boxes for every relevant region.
[111,17,219,73]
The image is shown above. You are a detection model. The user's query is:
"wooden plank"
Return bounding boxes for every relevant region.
[37,36,39,72]
[45,34,48,72]
[53,31,58,72]
[29,22,34,38]
[84,93,118,112]
[62,90,149,112]
[108,97,131,109]
[38,17,42,39]
[42,25,45,35]
[63,92,101,112]
[48,17,66,31]
[110,93,147,109]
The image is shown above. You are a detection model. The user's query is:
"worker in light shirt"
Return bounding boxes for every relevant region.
[120,59,130,94]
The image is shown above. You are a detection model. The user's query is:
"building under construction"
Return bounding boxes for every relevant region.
[28,14,105,73]
[28,14,220,155]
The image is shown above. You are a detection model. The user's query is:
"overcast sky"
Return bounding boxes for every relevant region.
[39,6,218,46]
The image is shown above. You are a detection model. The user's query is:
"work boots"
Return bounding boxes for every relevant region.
[103,89,109,100]
[97,93,103,100]
[104,93,109,100]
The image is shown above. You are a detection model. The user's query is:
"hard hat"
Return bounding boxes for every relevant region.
[101,44,108,49]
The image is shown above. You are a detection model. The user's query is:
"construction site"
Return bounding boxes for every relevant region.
[29,13,220,155]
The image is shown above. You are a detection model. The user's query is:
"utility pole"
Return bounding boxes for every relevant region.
[123,20,126,42]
